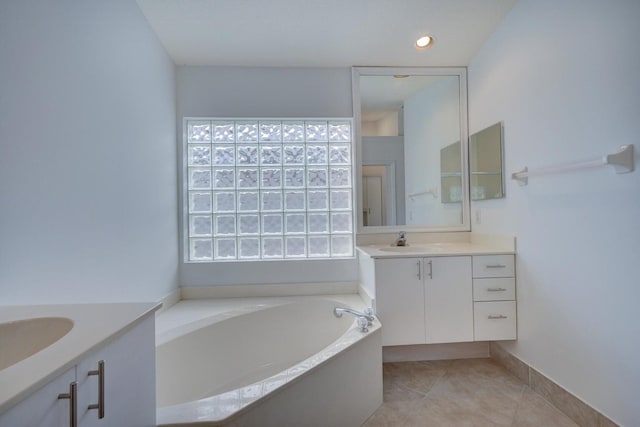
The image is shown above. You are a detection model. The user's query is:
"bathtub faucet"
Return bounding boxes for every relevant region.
[333,307,375,332]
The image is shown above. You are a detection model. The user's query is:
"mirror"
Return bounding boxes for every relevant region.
[353,67,470,232]
[469,122,504,200]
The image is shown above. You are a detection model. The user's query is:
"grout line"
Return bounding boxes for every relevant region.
[508,384,527,427]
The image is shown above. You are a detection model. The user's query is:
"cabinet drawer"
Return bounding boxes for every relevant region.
[474,301,516,341]
[473,278,515,301]
[472,255,514,278]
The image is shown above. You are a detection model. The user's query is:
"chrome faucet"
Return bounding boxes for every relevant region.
[395,231,407,246]
[333,307,375,332]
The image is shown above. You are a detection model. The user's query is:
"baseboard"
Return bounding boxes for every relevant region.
[489,342,618,427]
[383,342,490,363]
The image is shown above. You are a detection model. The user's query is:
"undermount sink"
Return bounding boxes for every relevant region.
[0,317,74,371]
[378,244,446,253]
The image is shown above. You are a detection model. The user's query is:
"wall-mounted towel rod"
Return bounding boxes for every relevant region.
[409,187,438,200]
[511,144,634,186]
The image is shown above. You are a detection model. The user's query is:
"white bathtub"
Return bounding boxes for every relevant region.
[156,295,382,427]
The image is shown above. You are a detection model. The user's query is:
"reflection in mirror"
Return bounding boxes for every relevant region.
[469,122,504,200]
[354,67,469,232]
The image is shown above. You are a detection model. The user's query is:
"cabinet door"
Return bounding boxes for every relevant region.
[0,367,76,427]
[76,316,156,427]
[375,257,425,346]
[425,256,473,343]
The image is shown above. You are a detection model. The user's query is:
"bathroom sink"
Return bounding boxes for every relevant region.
[378,245,445,253]
[0,317,74,371]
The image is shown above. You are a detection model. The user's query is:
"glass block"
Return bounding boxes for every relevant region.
[308,236,330,257]
[306,145,328,164]
[189,168,212,189]
[212,121,235,142]
[214,192,235,212]
[308,213,329,233]
[238,214,260,235]
[331,235,353,257]
[236,122,258,142]
[215,238,236,259]
[307,190,328,210]
[329,144,351,164]
[283,145,305,164]
[261,168,282,188]
[189,192,212,213]
[238,191,259,212]
[237,146,258,164]
[238,169,259,188]
[188,121,211,142]
[260,122,282,142]
[285,213,305,234]
[261,191,282,211]
[331,212,352,233]
[284,191,305,211]
[188,146,211,166]
[330,190,352,210]
[284,168,305,187]
[286,236,306,257]
[215,215,236,236]
[330,167,351,187]
[262,237,283,258]
[239,238,260,259]
[282,121,305,142]
[190,238,213,261]
[189,215,212,236]
[262,214,283,234]
[214,168,235,189]
[307,168,327,187]
[328,121,351,142]
[260,146,282,165]
[214,146,235,165]
[305,121,328,142]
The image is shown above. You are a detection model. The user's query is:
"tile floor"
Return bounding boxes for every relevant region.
[363,358,579,427]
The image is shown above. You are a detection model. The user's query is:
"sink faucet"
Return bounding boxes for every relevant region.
[333,307,375,332]
[395,231,407,246]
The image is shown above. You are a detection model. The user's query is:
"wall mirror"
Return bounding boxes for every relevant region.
[469,122,504,200]
[352,67,470,233]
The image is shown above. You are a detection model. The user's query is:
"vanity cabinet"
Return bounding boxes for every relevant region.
[0,315,156,427]
[472,255,517,341]
[375,256,473,346]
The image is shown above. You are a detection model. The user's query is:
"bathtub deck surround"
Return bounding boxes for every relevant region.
[156,294,382,426]
[0,303,160,426]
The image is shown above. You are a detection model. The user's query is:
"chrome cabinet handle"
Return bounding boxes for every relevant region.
[88,360,105,419]
[427,260,433,279]
[485,264,506,269]
[488,314,508,319]
[487,287,507,292]
[58,382,78,427]
[416,261,421,280]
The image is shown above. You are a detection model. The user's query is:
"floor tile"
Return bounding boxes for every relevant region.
[512,388,579,427]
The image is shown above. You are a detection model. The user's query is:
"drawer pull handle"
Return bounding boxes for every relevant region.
[487,287,507,292]
[488,314,508,320]
[486,264,506,269]
[88,360,105,419]
[58,382,77,427]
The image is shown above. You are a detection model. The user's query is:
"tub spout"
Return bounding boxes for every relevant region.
[334,307,375,332]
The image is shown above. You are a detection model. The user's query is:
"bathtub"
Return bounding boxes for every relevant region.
[155,295,382,427]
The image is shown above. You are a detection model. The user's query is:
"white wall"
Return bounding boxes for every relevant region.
[177,66,359,286]
[0,0,178,304]
[404,78,463,226]
[469,0,640,424]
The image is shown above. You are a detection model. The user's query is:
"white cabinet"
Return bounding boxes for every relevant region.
[374,256,473,346]
[473,255,517,341]
[0,315,156,427]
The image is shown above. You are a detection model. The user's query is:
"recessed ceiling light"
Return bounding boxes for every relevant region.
[415,35,435,50]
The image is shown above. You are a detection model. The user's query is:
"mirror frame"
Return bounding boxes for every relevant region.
[352,66,470,234]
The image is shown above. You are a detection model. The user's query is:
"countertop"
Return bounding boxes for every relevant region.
[356,234,515,259]
[0,302,160,414]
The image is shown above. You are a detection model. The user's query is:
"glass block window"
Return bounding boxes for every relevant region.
[185,119,354,261]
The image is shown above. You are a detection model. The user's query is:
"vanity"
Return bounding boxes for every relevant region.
[0,303,160,427]
[357,235,516,346]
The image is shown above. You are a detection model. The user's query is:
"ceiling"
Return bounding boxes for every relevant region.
[136,0,517,68]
